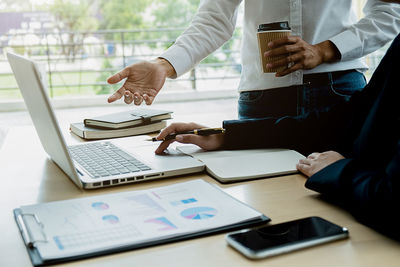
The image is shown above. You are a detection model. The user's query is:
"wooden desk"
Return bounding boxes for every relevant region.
[1,127,399,267]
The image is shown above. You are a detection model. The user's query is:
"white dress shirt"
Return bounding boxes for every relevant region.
[160,0,400,92]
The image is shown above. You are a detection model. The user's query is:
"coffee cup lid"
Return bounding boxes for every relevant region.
[258,21,291,32]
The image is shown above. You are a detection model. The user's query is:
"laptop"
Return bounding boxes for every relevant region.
[7,52,205,189]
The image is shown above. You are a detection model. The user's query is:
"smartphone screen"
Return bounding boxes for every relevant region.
[226,216,348,259]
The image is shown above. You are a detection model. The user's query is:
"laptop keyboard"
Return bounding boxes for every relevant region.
[68,142,151,178]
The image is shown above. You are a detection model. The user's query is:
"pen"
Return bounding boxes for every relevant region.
[147,127,225,142]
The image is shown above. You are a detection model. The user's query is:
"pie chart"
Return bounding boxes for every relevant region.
[180,207,217,220]
[92,202,109,210]
[102,214,119,224]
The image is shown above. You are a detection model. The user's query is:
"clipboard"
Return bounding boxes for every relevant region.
[14,180,270,266]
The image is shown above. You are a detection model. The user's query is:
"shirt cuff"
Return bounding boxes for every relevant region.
[159,45,194,79]
[329,30,363,61]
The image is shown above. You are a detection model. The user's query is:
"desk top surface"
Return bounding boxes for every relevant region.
[1,127,399,267]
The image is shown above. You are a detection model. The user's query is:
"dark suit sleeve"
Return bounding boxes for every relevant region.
[305,146,400,239]
[222,103,353,156]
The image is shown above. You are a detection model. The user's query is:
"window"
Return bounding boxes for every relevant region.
[0,0,391,109]
[0,0,242,106]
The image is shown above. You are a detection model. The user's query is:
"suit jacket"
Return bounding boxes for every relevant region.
[222,34,400,239]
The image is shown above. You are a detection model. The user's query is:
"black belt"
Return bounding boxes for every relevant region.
[303,69,356,87]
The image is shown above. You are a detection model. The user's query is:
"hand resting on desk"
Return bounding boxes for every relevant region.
[154,122,344,178]
[296,151,345,177]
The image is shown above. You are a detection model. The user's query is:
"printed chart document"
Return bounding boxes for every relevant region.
[14,179,269,266]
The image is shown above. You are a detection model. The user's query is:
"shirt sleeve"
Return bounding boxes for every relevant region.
[329,0,400,60]
[159,0,242,78]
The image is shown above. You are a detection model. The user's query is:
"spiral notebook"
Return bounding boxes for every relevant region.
[14,179,269,266]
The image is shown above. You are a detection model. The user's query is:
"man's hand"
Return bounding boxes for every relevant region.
[265,37,340,77]
[155,122,225,155]
[107,58,176,105]
[296,151,345,177]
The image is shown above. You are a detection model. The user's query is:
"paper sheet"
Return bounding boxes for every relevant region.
[19,179,264,260]
[176,145,305,181]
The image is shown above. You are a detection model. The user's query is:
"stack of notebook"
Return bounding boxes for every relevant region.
[70,108,172,140]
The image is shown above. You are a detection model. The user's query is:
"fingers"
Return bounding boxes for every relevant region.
[297,157,313,177]
[108,88,143,105]
[155,134,210,155]
[107,68,130,84]
[264,42,304,77]
[143,94,154,105]
[298,158,311,165]
[156,122,204,141]
[267,36,299,48]
[133,92,143,105]
[107,87,125,103]
[143,89,158,105]
[121,92,147,106]
[124,91,134,104]
[111,91,158,105]
[265,53,303,69]
[133,90,157,105]
[154,123,206,154]
[106,63,159,105]
[174,134,206,147]
[264,36,323,77]
[307,152,320,159]
[266,53,304,77]
[156,134,204,154]
[275,62,303,77]
[156,124,183,142]
[296,162,312,177]
[108,88,146,105]
[265,44,299,58]
[155,139,175,155]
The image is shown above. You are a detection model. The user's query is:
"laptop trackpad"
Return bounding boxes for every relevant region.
[111,138,204,170]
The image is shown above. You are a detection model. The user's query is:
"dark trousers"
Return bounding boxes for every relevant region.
[238,70,367,119]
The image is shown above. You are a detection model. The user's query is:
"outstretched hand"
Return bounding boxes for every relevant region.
[296,151,345,177]
[107,58,175,105]
[155,122,225,155]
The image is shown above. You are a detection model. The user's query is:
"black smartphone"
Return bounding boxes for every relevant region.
[225,216,349,259]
